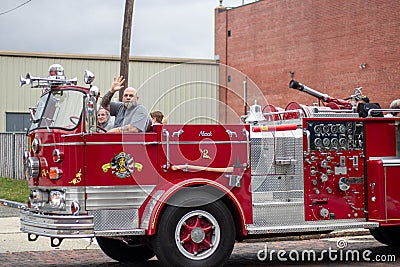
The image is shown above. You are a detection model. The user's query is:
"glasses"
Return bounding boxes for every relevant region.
[98,114,107,117]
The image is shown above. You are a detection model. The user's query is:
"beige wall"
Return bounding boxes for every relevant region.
[0,51,219,132]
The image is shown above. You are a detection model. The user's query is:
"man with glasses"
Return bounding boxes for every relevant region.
[101,76,150,133]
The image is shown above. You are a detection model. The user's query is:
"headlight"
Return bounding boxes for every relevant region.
[29,189,49,204]
[49,191,65,209]
[26,157,40,179]
[32,138,40,153]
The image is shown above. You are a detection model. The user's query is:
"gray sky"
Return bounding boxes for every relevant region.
[0,0,248,59]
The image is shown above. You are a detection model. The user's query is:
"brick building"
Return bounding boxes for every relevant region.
[215,0,400,123]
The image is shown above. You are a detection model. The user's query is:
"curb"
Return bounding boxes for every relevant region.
[0,199,26,209]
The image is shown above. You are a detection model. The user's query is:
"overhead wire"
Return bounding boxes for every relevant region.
[0,0,32,16]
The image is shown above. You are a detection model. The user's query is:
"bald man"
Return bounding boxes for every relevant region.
[101,75,150,133]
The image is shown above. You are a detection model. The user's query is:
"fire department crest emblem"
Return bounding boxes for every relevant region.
[102,152,143,178]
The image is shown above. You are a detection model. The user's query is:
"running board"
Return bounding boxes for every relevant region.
[94,229,145,237]
[246,221,379,235]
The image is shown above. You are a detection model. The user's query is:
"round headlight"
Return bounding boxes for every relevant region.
[32,138,40,153]
[26,157,40,179]
[49,191,65,209]
[30,189,40,202]
[29,189,49,204]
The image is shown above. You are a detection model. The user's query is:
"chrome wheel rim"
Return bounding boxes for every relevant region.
[174,210,220,260]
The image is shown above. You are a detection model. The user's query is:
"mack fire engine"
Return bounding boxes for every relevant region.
[20,65,400,267]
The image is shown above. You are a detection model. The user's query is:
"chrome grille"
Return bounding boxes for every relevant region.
[90,209,138,231]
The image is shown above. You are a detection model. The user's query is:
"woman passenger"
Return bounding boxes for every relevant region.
[97,107,113,130]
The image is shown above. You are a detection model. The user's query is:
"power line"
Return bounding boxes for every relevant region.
[0,0,32,16]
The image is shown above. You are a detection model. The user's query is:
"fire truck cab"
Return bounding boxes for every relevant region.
[19,66,400,267]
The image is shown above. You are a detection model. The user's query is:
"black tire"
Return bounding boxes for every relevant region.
[370,228,388,245]
[96,236,155,263]
[152,198,235,267]
[370,226,400,246]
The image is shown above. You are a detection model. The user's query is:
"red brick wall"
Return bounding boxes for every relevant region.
[215,0,400,122]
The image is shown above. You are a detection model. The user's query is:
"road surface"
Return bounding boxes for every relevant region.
[0,205,398,267]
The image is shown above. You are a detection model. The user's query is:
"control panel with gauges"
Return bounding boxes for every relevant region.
[307,120,363,151]
[303,118,365,221]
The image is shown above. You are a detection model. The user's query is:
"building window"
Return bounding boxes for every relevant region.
[227,30,231,37]
[6,112,30,132]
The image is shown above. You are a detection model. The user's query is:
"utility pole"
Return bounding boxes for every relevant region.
[119,0,135,101]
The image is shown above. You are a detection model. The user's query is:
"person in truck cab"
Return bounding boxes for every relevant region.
[97,107,114,130]
[150,110,165,125]
[390,99,400,117]
[101,75,150,133]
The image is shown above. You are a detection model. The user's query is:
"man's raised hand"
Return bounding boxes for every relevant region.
[110,75,125,93]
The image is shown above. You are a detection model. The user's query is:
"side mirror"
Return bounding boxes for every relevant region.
[84,69,95,85]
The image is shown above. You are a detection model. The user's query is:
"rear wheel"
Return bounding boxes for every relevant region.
[370,226,400,246]
[96,236,155,263]
[152,199,235,267]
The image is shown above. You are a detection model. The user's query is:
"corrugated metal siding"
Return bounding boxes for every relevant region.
[0,51,219,132]
[138,62,219,124]
[0,133,27,179]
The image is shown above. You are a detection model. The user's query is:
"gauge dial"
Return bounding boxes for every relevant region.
[331,138,338,148]
[314,125,322,134]
[323,138,330,147]
[331,124,339,134]
[339,125,346,133]
[314,138,322,147]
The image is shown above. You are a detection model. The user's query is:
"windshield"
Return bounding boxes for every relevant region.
[29,89,84,131]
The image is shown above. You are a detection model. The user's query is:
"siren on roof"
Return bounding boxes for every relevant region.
[20,64,77,89]
[48,64,66,80]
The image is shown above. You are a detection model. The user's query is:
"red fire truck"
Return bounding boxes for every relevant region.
[20,65,400,267]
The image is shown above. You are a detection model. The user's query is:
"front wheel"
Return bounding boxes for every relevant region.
[96,236,155,263]
[152,200,235,267]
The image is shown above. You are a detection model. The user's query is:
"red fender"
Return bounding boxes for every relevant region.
[144,178,247,236]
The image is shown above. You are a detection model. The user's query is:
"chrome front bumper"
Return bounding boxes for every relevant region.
[20,210,94,238]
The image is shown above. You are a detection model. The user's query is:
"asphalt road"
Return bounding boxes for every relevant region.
[1,204,399,267]
[0,204,19,217]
